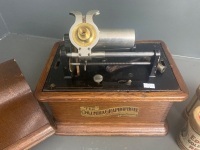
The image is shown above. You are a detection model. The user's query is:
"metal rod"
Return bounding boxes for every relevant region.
[70,62,151,66]
[67,52,155,58]
[104,52,154,57]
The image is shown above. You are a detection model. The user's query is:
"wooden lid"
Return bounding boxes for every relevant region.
[0,59,55,150]
[189,106,200,134]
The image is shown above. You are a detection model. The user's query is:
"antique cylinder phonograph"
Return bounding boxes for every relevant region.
[35,10,188,136]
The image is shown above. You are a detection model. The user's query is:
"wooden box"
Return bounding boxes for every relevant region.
[35,40,188,136]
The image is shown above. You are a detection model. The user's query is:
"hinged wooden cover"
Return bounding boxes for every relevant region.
[0,59,55,150]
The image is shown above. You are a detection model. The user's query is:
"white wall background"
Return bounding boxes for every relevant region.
[0,0,200,58]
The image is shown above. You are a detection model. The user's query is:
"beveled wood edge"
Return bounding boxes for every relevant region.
[159,40,188,99]
[4,124,55,150]
[55,121,168,136]
[36,91,187,102]
[34,40,188,102]
[35,41,62,97]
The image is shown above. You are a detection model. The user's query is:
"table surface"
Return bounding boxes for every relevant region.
[1,34,200,150]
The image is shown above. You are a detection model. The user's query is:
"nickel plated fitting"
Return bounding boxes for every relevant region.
[69,10,100,59]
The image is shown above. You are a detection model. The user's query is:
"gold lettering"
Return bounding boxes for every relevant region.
[80,106,139,117]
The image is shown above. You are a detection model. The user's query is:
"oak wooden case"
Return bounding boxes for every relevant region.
[35,40,188,136]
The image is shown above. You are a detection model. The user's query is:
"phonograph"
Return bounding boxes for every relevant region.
[34,10,188,136]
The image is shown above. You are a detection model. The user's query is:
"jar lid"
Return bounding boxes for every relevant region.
[190,106,200,134]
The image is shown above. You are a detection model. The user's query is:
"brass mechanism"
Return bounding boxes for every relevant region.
[72,23,97,47]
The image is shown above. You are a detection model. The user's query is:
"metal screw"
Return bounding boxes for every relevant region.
[50,83,56,89]
[126,80,132,86]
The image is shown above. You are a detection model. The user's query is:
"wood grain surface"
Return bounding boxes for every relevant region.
[0,59,55,150]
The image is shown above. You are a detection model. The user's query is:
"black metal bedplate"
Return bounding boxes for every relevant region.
[43,42,180,92]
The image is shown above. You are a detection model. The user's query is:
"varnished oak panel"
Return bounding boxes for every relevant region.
[0,60,55,150]
[48,102,172,123]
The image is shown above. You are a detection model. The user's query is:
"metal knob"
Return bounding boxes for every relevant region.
[93,74,103,84]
